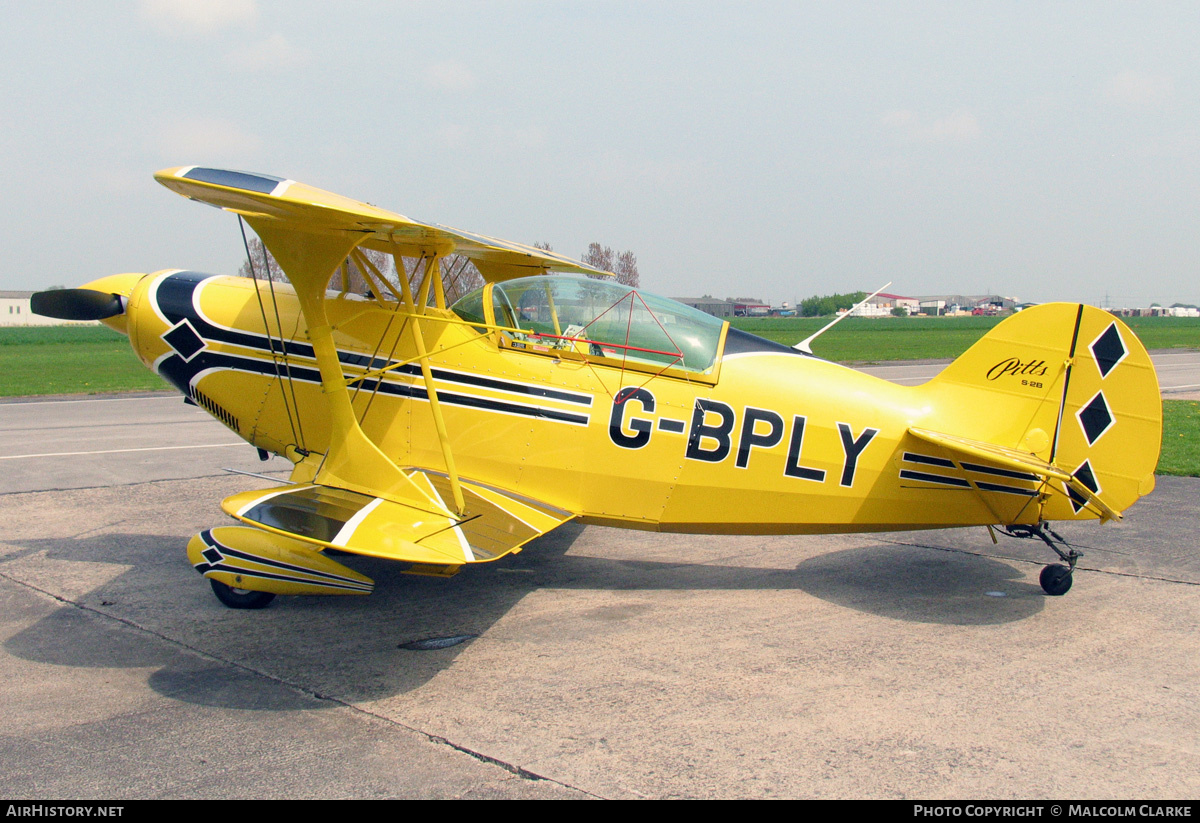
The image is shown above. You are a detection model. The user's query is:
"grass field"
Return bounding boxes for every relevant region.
[0,325,168,397]
[1,322,1197,475]
[1159,399,1200,477]
[732,313,1200,361]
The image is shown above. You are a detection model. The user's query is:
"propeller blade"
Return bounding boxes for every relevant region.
[30,289,125,321]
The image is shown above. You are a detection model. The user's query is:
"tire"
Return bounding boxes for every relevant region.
[1039,564,1073,596]
[210,579,276,609]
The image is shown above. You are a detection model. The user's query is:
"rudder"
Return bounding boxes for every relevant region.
[923,304,1160,520]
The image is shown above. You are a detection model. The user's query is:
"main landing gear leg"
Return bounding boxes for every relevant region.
[999,523,1081,596]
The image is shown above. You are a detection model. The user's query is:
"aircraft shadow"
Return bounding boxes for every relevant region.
[3,524,1043,710]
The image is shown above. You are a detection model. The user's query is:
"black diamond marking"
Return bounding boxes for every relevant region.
[1089,323,1128,379]
[201,547,223,564]
[162,319,206,362]
[1077,392,1114,445]
[1068,460,1101,513]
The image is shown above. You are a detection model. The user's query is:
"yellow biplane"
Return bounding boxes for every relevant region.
[33,167,1161,608]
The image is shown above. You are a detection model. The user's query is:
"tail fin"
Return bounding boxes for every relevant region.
[919,304,1160,521]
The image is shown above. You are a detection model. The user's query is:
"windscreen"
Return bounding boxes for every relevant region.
[452,275,725,374]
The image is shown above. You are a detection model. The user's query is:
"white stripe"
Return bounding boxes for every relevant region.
[468,486,544,532]
[331,497,384,548]
[413,475,472,558]
[191,274,299,342]
[429,365,594,407]
[388,373,590,426]
[1,443,242,460]
[413,471,458,519]
[151,350,172,375]
[145,270,183,326]
[236,484,315,517]
[453,525,474,562]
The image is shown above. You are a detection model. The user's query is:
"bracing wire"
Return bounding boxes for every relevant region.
[348,249,412,424]
[259,231,307,452]
[238,217,302,451]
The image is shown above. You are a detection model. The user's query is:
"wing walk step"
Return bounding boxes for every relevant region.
[222,473,573,567]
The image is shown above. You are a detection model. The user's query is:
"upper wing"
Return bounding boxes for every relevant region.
[154,166,611,281]
[158,165,583,569]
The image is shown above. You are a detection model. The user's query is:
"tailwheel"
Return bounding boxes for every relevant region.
[998,522,1082,596]
[1039,564,1073,596]
[210,579,276,609]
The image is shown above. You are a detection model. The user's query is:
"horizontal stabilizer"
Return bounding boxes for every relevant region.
[155,166,611,281]
[907,427,1123,522]
[222,473,574,569]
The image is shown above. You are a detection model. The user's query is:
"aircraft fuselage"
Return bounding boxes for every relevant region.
[112,269,1059,534]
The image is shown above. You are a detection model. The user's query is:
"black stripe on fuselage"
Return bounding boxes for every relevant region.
[902,452,956,469]
[154,271,592,413]
[960,461,1040,482]
[899,469,971,488]
[974,481,1039,497]
[150,272,592,425]
[422,366,592,406]
[165,347,592,426]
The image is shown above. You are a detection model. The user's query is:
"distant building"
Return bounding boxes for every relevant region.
[1110,305,1200,318]
[910,294,1017,316]
[855,292,918,316]
[0,291,99,327]
[726,298,770,317]
[674,296,733,318]
[2,291,90,327]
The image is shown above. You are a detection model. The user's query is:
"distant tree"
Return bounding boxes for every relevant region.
[237,237,285,282]
[436,254,485,304]
[582,243,640,288]
[799,290,867,317]
[890,306,907,317]
[582,243,614,279]
[237,236,482,304]
[614,249,640,288]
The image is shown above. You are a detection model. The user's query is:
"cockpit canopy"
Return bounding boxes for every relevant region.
[451,275,726,375]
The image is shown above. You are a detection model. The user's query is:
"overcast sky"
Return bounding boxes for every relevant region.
[2,1,1198,308]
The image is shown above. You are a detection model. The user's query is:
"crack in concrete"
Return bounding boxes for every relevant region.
[0,569,604,799]
[875,536,1200,586]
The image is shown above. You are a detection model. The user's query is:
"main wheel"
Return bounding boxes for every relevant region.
[210,579,276,609]
[1039,564,1073,596]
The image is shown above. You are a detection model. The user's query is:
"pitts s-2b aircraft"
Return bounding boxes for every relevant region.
[33,167,1161,608]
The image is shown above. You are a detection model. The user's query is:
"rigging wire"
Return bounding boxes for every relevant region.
[364,256,419,424]
[354,250,419,424]
[347,251,405,425]
[260,229,308,452]
[238,217,302,451]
